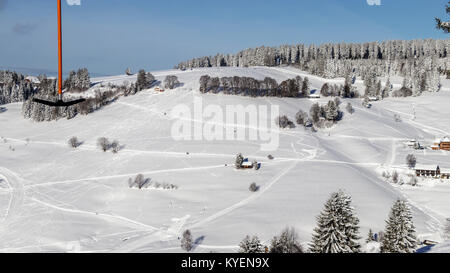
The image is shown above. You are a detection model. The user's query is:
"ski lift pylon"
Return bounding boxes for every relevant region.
[33,0,85,107]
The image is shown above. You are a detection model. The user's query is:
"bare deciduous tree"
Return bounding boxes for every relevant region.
[97,137,110,152]
[68,137,80,148]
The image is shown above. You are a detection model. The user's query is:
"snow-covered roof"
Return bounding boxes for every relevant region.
[415,165,439,170]
[442,137,450,143]
[25,76,40,84]
[241,161,253,167]
[415,165,450,173]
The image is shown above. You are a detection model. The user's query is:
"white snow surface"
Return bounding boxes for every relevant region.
[1,66,450,253]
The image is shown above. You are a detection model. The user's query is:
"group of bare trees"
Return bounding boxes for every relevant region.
[97,137,121,153]
[128,174,178,190]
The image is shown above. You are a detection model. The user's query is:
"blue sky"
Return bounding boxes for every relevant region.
[0,0,448,76]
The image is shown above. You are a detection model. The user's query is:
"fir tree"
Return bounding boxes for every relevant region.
[435,2,450,33]
[381,200,417,253]
[181,229,194,252]
[270,227,303,253]
[366,229,375,243]
[239,235,265,253]
[310,190,361,253]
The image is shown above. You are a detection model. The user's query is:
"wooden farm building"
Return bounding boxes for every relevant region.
[431,137,450,151]
[415,165,450,179]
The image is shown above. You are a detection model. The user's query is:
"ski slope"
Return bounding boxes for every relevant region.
[0,66,449,252]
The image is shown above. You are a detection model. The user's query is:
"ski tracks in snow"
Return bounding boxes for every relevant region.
[0,167,25,223]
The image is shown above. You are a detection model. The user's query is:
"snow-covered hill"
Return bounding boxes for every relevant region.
[0,66,449,252]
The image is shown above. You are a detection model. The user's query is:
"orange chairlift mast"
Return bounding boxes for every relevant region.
[58,0,63,98]
[33,0,85,107]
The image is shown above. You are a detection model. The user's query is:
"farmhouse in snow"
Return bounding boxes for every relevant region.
[415,165,450,179]
[431,137,450,151]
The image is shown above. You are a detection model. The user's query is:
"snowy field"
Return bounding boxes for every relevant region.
[0,66,449,252]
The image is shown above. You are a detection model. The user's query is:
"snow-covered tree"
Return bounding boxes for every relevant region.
[346,103,354,115]
[310,190,361,253]
[270,227,303,253]
[366,229,375,243]
[111,140,120,154]
[239,235,265,253]
[136,69,152,92]
[68,137,80,148]
[295,109,309,126]
[406,154,417,169]
[381,200,417,253]
[164,75,180,89]
[235,153,244,169]
[97,137,110,152]
[435,2,450,33]
[276,115,295,129]
[181,229,194,252]
[324,100,340,121]
[249,182,259,192]
[392,170,399,184]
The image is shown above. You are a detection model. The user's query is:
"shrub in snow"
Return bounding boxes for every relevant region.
[181,229,194,252]
[310,190,361,253]
[97,137,110,152]
[235,153,244,169]
[267,155,274,160]
[295,110,309,126]
[253,160,260,170]
[334,97,341,106]
[363,97,371,108]
[276,115,295,129]
[164,75,180,89]
[406,154,417,169]
[394,114,402,123]
[239,235,265,253]
[128,174,177,190]
[129,174,149,189]
[381,200,417,253]
[111,140,120,154]
[366,229,375,243]
[270,227,303,253]
[445,219,450,240]
[249,183,259,192]
[409,176,418,187]
[392,171,399,184]
[346,103,354,114]
[68,137,80,148]
[309,103,321,124]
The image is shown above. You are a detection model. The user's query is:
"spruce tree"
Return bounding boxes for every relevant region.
[239,235,265,253]
[366,229,375,243]
[310,190,361,253]
[181,229,194,252]
[381,200,417,253]
[270,227,303,253]
[435,2,450,33]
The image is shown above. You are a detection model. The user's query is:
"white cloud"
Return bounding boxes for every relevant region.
[66,0,81,6]
[366,0,381,6]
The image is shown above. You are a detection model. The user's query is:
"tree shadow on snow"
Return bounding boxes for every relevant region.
[191,236,205,251]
